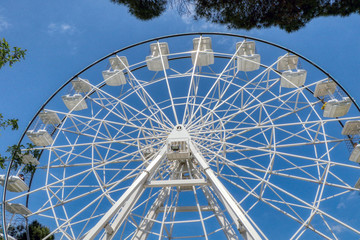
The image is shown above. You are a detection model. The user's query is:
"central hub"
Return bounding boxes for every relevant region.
[167,125,192,160]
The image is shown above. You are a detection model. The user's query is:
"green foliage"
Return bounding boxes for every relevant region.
[110,0,360,32]
[0,37,35,173]
[1,220,54,240]
[111,0,167,20]
[0,38,26,69]
[0,113,26,170]
[0,114,18,131]
[0,225,21,240]
[17,220,55,240]
[0,38,27,169]
[193,0,360,32]
[0,143,40,172]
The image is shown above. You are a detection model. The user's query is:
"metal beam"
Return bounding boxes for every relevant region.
[102,186,145,240]
[189,142,262,240]
[83,147,167,240]
[158,205,213,213]
[132,188,171,240]
[145,179,207,187]
[201,186,239,240]
[191,162,239,240]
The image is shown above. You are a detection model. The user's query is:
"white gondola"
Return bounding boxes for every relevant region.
[102,70,126,86]
[237,54,261,72]
[193,37,212,50]
[38,110,61,125]
[62,94,88,111]
[5,202,32,216]
[146,42,170,71]
[350,145,360,163]
[26,129,54,146]
[355,178,360,189]
[313,81,337,97]
[71,77,92,93]
[341,120,360,135]
[20,153,39,165]
[146,56,170,71]
[191,37,214,66]
[277,55,298,71]
[109,56,129,71]
[235,41,260,72]
[191,49,214,66]
[150,42,170,56]
[167,140,191,161]
[0,175,29,192]
[280,69,307,88]
[323,97,351,118]
[236,41,256,56]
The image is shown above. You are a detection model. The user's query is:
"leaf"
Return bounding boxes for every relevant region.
[0,38,27,69]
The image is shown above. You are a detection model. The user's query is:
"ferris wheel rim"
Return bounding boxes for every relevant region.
[14,32,360,142]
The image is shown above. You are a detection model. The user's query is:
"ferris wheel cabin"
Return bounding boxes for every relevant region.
[146,42,170,71]
[0,175,29,192]
[191,37,214,66]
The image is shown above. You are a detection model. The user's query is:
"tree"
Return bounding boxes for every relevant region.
[0,39,31,170]
[0,38,26,69]
[0,143,40,172]
[194,0,360,32]
[110,0,360,32]
[111,0,167,20]
[17,220,55,240]
[0,220,55,240]
[0,114,18,131]
[0,113,20,169]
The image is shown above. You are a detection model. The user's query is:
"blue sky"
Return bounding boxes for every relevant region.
[1,1,359,151]
[1,1,360,239]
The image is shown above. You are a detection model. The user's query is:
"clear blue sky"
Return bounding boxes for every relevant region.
[1,1,359,151]
[0,1,360,238]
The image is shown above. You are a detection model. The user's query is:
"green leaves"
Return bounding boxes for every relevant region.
[0,38,27,69]
[0,113,19,131]
[1,220,55,240]
[0,39,29,170]
[110,0,360,32]
[0,113,22,170]
[111,0,167,20]
[0,143,40,173]
[0,37,34,173]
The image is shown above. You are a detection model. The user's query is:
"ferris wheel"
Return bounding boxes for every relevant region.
[2,32,360,240]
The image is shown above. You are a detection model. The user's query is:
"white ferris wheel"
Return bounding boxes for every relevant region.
[2,33,360,240]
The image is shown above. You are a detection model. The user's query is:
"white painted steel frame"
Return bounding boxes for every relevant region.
[3,33,360,240]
